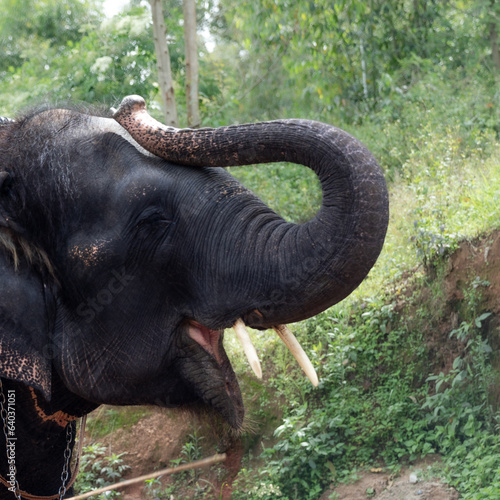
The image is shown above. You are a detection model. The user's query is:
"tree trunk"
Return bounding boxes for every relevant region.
[359,38,369,100]
[183,0,200,128]
[150,0,178,127]
[490,0,500,72]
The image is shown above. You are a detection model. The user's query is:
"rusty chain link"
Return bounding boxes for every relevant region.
[0,378,74,500]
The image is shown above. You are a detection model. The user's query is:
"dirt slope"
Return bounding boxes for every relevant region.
[321,457,459,499]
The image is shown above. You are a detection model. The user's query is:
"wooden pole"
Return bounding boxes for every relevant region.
[66,453,226,500]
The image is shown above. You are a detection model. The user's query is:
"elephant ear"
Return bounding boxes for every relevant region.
[0,171,11,228]
[0,246,53,398]
[0,172,53,398]
[0,171,24,233]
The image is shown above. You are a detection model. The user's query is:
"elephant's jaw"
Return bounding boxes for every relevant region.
[183,320,244,429]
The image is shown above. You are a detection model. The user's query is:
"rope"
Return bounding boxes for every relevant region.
[66,453,227,500]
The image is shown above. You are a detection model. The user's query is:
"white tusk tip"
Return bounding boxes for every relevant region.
[251,361,262,379]
[273,324,319,387]
[233,319,263,379]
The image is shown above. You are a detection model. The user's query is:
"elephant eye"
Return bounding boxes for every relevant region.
[147,212,171,225]
[135,209,173,231]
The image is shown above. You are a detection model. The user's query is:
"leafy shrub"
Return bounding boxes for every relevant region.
[232,264,500,498]
[74,443,130,499]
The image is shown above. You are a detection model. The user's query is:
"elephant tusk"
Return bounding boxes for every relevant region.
[273,325,319,387]
[233,319,262,379]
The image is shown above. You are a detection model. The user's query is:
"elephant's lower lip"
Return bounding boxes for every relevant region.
[187,320,223,364]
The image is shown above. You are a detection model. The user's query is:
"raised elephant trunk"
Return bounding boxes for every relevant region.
[114,96,389,383]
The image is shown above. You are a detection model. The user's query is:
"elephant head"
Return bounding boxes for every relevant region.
[0,98,388,434]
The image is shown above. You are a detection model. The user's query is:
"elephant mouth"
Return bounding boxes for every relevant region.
[188,317,319,388]
[187,320,224,366]
[183,319,244,429]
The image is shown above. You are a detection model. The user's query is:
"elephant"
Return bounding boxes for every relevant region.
[0,95,388,497]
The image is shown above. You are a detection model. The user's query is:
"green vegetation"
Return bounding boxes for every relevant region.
[228,263,500,499]
[145,430,226,499]
[2,0,500,498]
[74,443,130,499]
[85,406,151,440]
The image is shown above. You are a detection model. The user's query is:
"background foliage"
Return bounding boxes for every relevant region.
[1,0,500,498]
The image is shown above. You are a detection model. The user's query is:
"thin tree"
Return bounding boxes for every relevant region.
[490,0,500,72]
[183,0,200,127]
[150,0,179,126]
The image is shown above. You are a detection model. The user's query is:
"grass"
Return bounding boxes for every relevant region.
[230,162,321,224]
[85,406,151,440]
[363,137,500,293]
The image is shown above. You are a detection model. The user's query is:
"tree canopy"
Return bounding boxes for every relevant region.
[1,0,497,125]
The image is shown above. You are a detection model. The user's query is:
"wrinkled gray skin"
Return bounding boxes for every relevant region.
[0,97,388,496]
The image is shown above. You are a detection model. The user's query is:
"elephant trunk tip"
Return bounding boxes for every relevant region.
[114,95,147,118]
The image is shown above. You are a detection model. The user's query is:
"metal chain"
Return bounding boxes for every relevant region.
[57,422,74,500]
[0,378,22,500]
[0,378,74,500]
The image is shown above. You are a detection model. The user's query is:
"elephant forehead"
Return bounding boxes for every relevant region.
[88,116,156,159]
[123,182,161,201]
